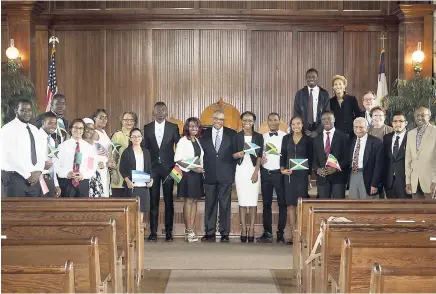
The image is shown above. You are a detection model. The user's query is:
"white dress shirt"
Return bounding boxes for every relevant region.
[134,151,147,187]
[353,133,368,169]
[39,128,59,186]
[0,118,46,179]
[391,131,406,154]
[364,111,372,126]
[212,126,223,147]
[154,120,165,148]
[323,128,336,149]
[262,130,286,170]
[55,138,97,180]
[309,86,320,121]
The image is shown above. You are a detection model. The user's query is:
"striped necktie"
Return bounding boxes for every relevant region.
[215,130,221,153]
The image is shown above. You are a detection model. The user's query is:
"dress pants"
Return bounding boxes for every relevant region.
[59,178,90,197]
[204,182,232,236]
[412,181,433,200]
[260,168,287,234]
[385,176,411,199]
[318,179,346,199]
[149,163,174,234]
[349,171,377,199]
[1,171,42,197]
[42,174,56,197]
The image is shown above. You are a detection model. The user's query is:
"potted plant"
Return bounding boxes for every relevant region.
[383,77,436,129]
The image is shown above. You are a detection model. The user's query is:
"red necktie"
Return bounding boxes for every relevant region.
[324,132,331,157]
[72,142,80,187]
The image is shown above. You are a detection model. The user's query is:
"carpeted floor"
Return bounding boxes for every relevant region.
[138,239,298,293]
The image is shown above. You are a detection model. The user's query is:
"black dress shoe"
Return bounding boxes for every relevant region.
[256,231,273,243]
[277,231,286,244]
[220,235,229,242]
[247,236,255,243]
[201,235,216,242]
[165,232,173,242]
[147,233,157,241]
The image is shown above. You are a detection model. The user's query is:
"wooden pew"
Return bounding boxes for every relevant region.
[294,199,436,276]
[370,264,436,293]
[2,220,121,293]
[2,197,144,284]
[315,222,436,293]
[2,237,108,293]
[2,261,75,293]
[1,207,134,293]
[302,208,436,292]
[338,239,436,293]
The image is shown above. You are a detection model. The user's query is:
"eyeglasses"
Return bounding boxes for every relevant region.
[363,98,375,102]
[72,127,84,131]
[130,136,143,139]
[123,119,135,122]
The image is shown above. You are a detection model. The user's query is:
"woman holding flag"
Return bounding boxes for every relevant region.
[174,117,205,243]
[119,128,153,224]
[232,111,263,243]
[280,116,313,244]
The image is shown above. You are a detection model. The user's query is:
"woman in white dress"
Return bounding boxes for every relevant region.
[93,109,113,197]
[232,111,264,243]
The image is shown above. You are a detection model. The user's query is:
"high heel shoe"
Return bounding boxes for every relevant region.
[240,228,247,243]
[247,227,255,243]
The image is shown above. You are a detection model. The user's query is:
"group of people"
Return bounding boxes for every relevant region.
[1,68,435,245]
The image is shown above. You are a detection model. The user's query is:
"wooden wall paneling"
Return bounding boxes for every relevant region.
[343,1,382,11]
[145,29,154,127]
[297,31,340,98]
[35,30,49,113]
[387,29,399,91]
[343,31,382,102]
[105,1,149,9]
[199,30,246,122]
[199,1,247,10]
[105,30,148,134]
[53,1,101,10]
[398,23,405,79]
[150,1,195,9]
[251,30,294,125]
[250,1,298,10]
[153,29,195,122]
[55,30,104,123]
[297,1,339,10]
[1,25,9,63]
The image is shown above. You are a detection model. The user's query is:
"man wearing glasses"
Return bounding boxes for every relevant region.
[405,107,436,199]
[383,111,410,198]
[200,109,236,242]
[361,91,376,126]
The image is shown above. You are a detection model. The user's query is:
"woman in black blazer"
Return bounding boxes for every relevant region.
[329,75,361,136]
[232,111,264,243]
[119,128,153,226]
[280,116,313,244]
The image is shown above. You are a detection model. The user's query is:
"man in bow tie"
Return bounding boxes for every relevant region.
[34,93,69,147]
[258,113,287,243]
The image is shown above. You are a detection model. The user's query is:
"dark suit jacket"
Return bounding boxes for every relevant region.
[119,145,153,188]
[200,127,237,184]
[313,129,350,185]
[293,86,330,134]
[349,135,384,195]
[330,95,362,135]
[232,131,264,167]
[33,111,69,146]
[143,121,180,172]
[383,132,407,189]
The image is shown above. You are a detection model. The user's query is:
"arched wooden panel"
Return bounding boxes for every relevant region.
[200,98,242,131]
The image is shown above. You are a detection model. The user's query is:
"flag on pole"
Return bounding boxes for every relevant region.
[45,46,57,112]
[376,48,388,106]
[325,154,341,171]
[289,158,309,170]
[243,142,260,156]
[265,142,281,156]
[169,166,183,183]
[132,170,151,183]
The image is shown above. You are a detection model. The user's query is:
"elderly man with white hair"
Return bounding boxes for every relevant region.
[348,117,384,199]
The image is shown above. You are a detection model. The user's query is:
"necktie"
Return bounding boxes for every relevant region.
[47,136,54,177]
[307,88,314,125]
[72,142,80,187]
[352,138,361,173]
[27,125,37,165]
[393,136,400,158]
[324,132,331,157]
[214,130,221,153]
[269,132,278,136]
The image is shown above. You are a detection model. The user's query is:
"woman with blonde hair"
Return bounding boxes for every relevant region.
[329,75,361,136]
[368,106,393,140]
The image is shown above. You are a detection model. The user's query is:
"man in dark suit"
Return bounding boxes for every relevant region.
[294,68,330,138]
[33,93,69,147]
[143,102,180,241]
[313,111,350,198]
[200,109,236,242]
[349,117,384,199]
[383,111,410,198]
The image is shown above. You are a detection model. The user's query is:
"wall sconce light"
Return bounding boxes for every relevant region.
[411,42,425,76]
[5,39,20,60]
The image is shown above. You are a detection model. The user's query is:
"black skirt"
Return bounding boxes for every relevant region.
[178,170,204,199]
[283,170,309,206]
[125,187,150,213]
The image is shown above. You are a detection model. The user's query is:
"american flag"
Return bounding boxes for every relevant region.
[45,47,57,112]
[95,142,108,157]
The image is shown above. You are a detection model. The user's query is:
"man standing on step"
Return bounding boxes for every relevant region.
[257,113,287,243]
[200,109,236,243]
[143,102,180,241]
